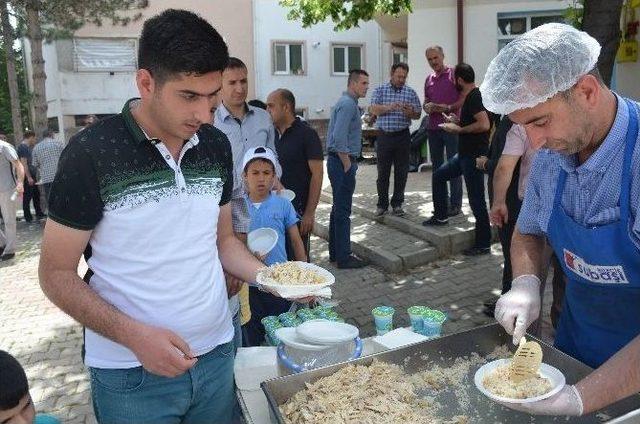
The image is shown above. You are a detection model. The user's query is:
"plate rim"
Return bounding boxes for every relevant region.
[257,261,335,289]
[296,320,359,345]
[247,227,278,255]
[274,327,331,351]
[474,358,566,404]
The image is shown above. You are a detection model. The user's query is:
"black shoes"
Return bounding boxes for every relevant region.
[462,246,491,256]
[392,207,405,217]
[0,253,15,261]
[337,256,367,269]
[447,206,462,217]
[374,208,387,217]
[422,216,448,226]
[483,302,496,317]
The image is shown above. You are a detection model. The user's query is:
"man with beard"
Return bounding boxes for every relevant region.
[486,23,640,417]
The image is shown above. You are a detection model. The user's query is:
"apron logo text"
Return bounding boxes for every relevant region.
[563,249,629,284]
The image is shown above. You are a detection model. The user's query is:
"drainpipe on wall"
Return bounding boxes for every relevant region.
[457,0,464,63]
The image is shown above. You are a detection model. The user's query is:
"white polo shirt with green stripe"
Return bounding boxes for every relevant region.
[49,99,235,368]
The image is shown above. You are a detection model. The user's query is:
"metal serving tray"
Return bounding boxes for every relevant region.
[261,323,640,423]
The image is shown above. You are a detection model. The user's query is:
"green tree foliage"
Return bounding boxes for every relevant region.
[3,0,148,138]
[12,0,147,40]
[279,0,412,30]
[0,42,31,138]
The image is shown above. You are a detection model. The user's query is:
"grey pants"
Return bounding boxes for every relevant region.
[0,190,17,254]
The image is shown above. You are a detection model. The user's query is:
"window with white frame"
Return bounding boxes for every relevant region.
[73,38,137,72]
[332,44,363,75]
[497,11,565,50]
[392,45,408,65]
[272,42,305,75]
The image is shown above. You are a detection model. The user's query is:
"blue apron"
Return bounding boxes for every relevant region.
[547,98,640,368]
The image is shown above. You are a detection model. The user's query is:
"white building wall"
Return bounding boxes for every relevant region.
[27,0,256,141]
[253,0,383,120]
[407,0,576,106]
[615,61,640,101]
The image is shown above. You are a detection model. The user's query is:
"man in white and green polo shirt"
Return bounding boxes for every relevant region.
[39,9,266,423]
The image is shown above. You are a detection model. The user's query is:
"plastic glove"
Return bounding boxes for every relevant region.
[494,274,541,345]
[498,384,583,416]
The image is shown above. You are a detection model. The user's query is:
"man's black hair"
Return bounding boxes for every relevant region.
[248,99,266,110]
[225,57,247,71]
[348,69,369,85]
[391,62,409,73]
[23,130,35,139]
[454,63,475,83]
[275,89,296,112]
[0,350,29,410]
[138,9,229,84]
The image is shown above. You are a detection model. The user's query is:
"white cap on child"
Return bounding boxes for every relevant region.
[242,146,282,178]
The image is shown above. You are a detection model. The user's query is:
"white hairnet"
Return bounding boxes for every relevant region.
[480,23,601,115]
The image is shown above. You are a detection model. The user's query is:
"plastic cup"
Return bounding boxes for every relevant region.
[278,312,302,327]
[407,306,428,334]
[261,316,280,327]
[372,306,395,335]
[422,309,447,338]
[313,305,334,318]
[296,308,317,322]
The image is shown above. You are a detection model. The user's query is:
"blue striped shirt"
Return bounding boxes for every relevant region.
[371,82,421,132]
[517,94,640,249]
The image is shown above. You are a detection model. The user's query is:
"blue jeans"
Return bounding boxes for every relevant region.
[433,154,490,248]
[428,130,462,209]
[232,311,242,354]
[90,341,235,424]
[327,154,357,263]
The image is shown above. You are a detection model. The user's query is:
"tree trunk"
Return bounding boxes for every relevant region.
[25,0,47,138]
[581,0,624,87]
[1,0,24,142]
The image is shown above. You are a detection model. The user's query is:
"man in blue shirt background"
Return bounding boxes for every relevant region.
[369,63,421,217]
[326,69,369,269]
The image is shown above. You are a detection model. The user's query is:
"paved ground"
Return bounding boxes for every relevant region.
[0,164,555,423]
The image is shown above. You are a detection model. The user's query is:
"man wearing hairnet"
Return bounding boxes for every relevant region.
[482,23,640,416]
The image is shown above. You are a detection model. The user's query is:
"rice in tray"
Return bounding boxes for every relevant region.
[482,362,552,399]
[279,360,468,424]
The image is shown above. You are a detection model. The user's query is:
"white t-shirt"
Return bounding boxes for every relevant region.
[502,124,537,200]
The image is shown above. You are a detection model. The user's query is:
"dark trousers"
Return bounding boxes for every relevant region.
[433,154,491,248]
[42,183,53,209]
[428,129,462,210]
[243,286,292,346]
[498,197,522,293]
[376,129,410,210]
[327,154,357,264]
[22,180,43,221]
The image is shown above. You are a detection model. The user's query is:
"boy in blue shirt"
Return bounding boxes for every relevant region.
[241,146,307,346]
[0,350,61,424]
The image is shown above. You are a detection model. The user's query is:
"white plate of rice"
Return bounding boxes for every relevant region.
[256,261,335,290]
[474,358,565,404]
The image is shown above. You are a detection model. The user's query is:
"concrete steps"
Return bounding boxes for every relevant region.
[313,200,438,273]
[319,192,477,257]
